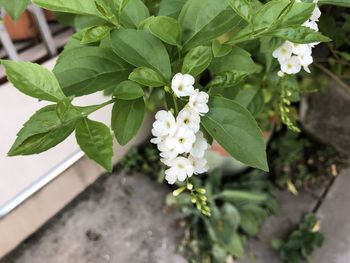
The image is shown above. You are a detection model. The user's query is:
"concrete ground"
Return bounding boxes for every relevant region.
[0,173,186,263]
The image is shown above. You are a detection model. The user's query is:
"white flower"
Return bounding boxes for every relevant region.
[280,56,302,74]
[291,43,312,56]
[189,89,209,115]
[177,107,200,133]
[310,6,321,21]
[272,41,293,62]
[303,20,319,32]
[165,126,196,154]
[151,110,176,137]
[189,155,208,175]
[171,73,195,97]
[190,131,208,158]
[165,157,194,184]
[298,53,313,73]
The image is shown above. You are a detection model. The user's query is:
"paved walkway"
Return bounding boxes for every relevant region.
[0,173,186,263]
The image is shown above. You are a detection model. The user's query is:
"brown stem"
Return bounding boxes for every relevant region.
[314,62,350,94]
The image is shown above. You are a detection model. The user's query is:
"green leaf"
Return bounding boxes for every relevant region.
[227,0,252,23]
[56,96,75,120]
[234,86,264,116]
[158,0,187,17]
[319,0,350,7]
[222,203,241,230]
[110,29,171,79]
[120,0,150,28]
[81,25,112,44]
[218,190,267,202]
[201,96,268,171]
[209,47,256,75]
[252,0,290,30]
[279,2,315,27]
[230,233,245,258]
[0,0,29,21]
[129,67,167,87]
[268,26,331,44]
[8,105,78,156]
[207,72,247,90]
[76,118,113,172]
[33,0,103,17]
[112,98,145,145]
[182,46,212,77]
[53,46,133,96]
[179,0,242,50]
[2,60,66,102]
[113,80,144,100]
[212,40,232,58]
[240,211,260,236]
[140,16,181,46]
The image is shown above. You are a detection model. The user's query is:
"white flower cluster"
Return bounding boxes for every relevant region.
[273,0,321,75]
[151,73,210,185]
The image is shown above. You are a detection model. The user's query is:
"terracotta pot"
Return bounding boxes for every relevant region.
[4,11,38,41]
[44,10,55,21]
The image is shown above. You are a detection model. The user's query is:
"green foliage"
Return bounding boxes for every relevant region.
[76,118,114,172]
[111,98,145,145]
[272,213,325,263]
[0,0,29,21]
[2,61,66,102]
[169,169,280,262]
[202,97,268,171]
[269,130,345,192]
[3,0,339,178]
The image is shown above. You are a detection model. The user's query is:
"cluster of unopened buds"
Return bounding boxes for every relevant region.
[273,0,321,75]
[151,73,210,185]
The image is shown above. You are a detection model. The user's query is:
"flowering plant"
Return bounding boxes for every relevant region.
[2,0,333,212]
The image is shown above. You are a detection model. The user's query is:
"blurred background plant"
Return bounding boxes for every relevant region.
[272,213,325,263]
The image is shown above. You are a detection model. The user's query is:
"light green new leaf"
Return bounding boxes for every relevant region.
[112,98,145,145]
[209,47,256,75]
[110,29,171,79]
[53,46,133,96]
[268,26,331,44]
[179,0,242,50]
[113,80,144,100]
[212,40,232,58]
[129,67,167,87]
[140,16,181,46]
[81,25,112,44]
[2,60,66,102]
[8,105,78,156]
[33,0,103,17]
[227,0,252,23]
[182,46,212,77]
[201,97,268,171]
[76,118,113,172]
[0,0,29,21]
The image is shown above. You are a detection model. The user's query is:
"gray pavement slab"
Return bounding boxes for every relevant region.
[314,168,350,263]
[1,173,186,263]
[301,83,350,156]
[238,190,319,263]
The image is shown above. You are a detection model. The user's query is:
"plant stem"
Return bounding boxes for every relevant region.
[80,99,115,116]
[314,62,350,94]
